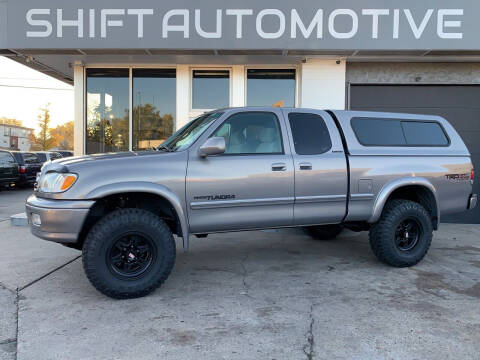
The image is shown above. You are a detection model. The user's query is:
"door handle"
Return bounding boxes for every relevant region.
[299,162,312,170]
[271,163,287,171]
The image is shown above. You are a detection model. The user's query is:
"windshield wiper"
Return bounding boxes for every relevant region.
[158,145,173,152]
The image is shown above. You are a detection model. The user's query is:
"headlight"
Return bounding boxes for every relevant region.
[38,172,78,193]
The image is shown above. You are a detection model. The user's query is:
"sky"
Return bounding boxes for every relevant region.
[0,56,73,131]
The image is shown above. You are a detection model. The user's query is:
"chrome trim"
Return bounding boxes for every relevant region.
[295,195,347,204]
[350,193,375,201]
[190,197,294,210]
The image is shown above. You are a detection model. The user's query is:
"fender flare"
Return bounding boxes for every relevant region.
[86,181,190,250]
[368,177,440,227]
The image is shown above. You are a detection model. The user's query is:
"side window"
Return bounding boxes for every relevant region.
[351,118,406,146]
[0,152,7,165]
[401,121,449,146]
[24,153,39,164]
[1,153,15,164]
[351,117,450,147]
[288,113,332,155]
[212,112,283,155]
[36,153,46,162]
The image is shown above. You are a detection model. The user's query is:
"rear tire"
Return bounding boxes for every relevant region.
[369,200,433,267]
[307,224,343,240]
[82,208,176,299]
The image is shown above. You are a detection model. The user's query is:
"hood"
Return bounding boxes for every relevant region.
[41,150,169,173]
[36,149,189,200]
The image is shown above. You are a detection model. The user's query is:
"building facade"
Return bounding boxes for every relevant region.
[0,123,33,151]
[1,0,479,222]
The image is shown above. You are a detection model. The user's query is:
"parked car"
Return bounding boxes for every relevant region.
[11,151,42,187]
[56,151,74,158]
[0,150,19,189]
[26,108,477,299]
[34,151,63,163]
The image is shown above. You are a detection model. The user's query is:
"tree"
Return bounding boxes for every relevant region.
[29,104,56,151]
[51,121,74,150]
[0,117,23,127]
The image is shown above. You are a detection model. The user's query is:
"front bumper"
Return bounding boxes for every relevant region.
[25,194,95,244]
[468,194,477,210]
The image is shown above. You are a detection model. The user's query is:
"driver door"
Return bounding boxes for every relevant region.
[186,110,294,233]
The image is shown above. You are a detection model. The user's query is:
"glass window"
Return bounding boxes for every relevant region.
[133,69,176,151]
[23,153,40,164]
[36,153,47,162]
[0,152,15,164]
[212,112,283,155]
[351,118,406,146]
[192,70,230,109]
[0,152,10,164]
[49,152,62,160]
[86,69,129,154]
[402,121,449,146]
[288,113,332,155]
[247,69,296,107]
[160,112,223,152]
[351,117,450,147]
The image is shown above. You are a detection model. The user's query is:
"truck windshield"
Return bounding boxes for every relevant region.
[159,112,223,152]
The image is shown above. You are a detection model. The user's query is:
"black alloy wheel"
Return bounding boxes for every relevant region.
[394,218,422,252]
[107,233,156,278]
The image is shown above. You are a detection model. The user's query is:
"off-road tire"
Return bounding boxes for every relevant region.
[369,200,433,267]
[82,208,176,299]
[307,224,343,240]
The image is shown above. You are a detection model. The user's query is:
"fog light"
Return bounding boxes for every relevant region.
[31,213,41,226]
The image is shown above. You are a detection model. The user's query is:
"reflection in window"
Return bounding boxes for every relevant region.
[86,69,129,154]
[247,69,296,107]
[192,70,230,109]
[133,69,176,151]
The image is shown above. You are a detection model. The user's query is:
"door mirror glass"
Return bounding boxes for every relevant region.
[198,137,226,157]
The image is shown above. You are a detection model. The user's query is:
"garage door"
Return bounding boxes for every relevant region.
[350,84,480,224]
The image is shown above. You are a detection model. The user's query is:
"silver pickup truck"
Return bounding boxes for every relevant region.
[26,107,476,299]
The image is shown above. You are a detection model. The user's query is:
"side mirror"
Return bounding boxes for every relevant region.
[198,137,225,157]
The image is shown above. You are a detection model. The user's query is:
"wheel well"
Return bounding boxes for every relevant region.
[386,185,439,230]
[75,192,182,250]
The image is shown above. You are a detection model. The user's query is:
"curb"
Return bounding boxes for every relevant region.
[10,213,28,227]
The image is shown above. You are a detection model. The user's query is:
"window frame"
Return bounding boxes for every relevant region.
[84,65,177,153]
[245,66,299,108]
[131,68,177,151]
[190,67,232,112]
[209,111,285,156]
[350,117,451,148]
[85,68,131,154]
[288,112,333,155]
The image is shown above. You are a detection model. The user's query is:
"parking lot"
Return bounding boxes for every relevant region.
[1,188,479,359]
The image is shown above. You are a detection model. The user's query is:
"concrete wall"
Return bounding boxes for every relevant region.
[347,62,480,84]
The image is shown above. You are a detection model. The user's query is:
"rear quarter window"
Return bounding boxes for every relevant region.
[23,153,40,164]
[36,153,47,162]
[49,153,62,160]
[351,117,449,147]
[401,121,449,146]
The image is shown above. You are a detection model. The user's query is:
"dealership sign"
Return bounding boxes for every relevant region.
[1,0,479,50]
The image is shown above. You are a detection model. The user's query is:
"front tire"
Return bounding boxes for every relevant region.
[82,208,176,299]
[369,200,433,267]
